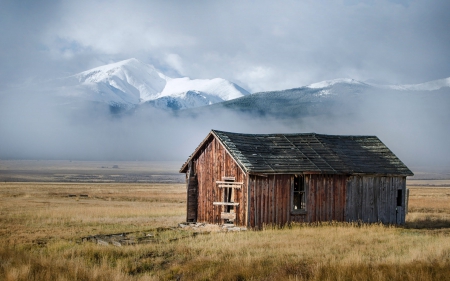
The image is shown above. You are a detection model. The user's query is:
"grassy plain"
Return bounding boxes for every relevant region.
[0,171,449,280]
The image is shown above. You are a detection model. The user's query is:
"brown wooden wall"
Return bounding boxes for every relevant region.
[193,138,247,225]
[301,174,347,223]
[345,176,406,224]
[248,174,291,228]
[248,174,347,227]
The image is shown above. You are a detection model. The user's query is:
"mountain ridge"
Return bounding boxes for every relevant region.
[59,58,250,110]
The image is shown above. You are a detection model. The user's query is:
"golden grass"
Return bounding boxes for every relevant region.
[0,181,449,281]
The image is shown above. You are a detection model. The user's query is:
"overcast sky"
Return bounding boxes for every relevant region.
[1,0,450,93]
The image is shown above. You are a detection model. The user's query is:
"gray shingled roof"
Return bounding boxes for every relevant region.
[180,130,413,176]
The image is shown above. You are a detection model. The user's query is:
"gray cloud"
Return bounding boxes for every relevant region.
[1,0,450,90]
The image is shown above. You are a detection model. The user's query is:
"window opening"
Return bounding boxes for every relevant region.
[293,175,306,211]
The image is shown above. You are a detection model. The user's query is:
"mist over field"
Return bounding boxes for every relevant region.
[1,83,449,170]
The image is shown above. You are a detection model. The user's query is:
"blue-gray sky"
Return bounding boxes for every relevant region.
[1,0,450,92]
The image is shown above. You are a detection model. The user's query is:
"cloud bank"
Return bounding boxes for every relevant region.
[1,0,450,92]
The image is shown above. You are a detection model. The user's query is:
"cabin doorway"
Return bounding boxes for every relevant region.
[186,162,198,222]
[396,188,404,224]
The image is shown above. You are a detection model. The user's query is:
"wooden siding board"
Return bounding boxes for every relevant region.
[389,178,396,224]
[381,177,388,224]
[305,175,311,221]
[374,176,380,222]
[271,175,275,224]
[329,176,333,221]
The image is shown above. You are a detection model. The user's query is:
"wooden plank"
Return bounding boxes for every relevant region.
[328,175,333,221]
[312,175,318,222]
[255,177,259,228]
[406,187,409,215]
[380,177,387,223]
[217,185,242,189]
[320,176,325,221]
[221,212,236,220]
[271,175,275,224]
[275,176,279,225]
[213,202,239,206]
[265,176,270,224]
[262,177,267,224]
[351,176,357,221]
[286,175,291,225]
[305,175,310,222]
[97,239,109,246]
[389,178,396,224]
[356,176,363,221]
[344,176,352,222]
[246,175,251,227]
[396,206,403,224]
[346,176,351,222]
[340,176,346,221]
[216,181,244,185]
[368,176,375,223]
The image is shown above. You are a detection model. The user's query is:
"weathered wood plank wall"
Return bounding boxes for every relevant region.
[194,138,247,225]
[249,174,347,227]
[299,174,347,223]
[345,176,406,224]
[248,174,291,228]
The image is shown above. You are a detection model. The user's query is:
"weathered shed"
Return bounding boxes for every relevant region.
[179,130,413,228]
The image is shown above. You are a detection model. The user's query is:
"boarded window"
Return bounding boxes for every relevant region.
[292,175,306,211]
[213,177,241,222]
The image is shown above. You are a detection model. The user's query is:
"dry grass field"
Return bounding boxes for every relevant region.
[0,171,449,280]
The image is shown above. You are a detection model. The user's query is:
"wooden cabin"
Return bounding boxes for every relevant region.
[179,130,414,228]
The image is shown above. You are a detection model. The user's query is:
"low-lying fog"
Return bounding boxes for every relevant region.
[1,85,449,172]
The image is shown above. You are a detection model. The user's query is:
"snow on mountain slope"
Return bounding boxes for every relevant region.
[386,77,450,91]
[67,58,250,109]
[306,77,450,92]
[76,58,168,103]
[146,90,225,110]
[161,77,248,101]
[307,78,370,89]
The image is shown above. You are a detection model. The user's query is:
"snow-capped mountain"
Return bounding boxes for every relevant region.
[60,58,250,110]
[75,58,168,104]
[200,76,450,119]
